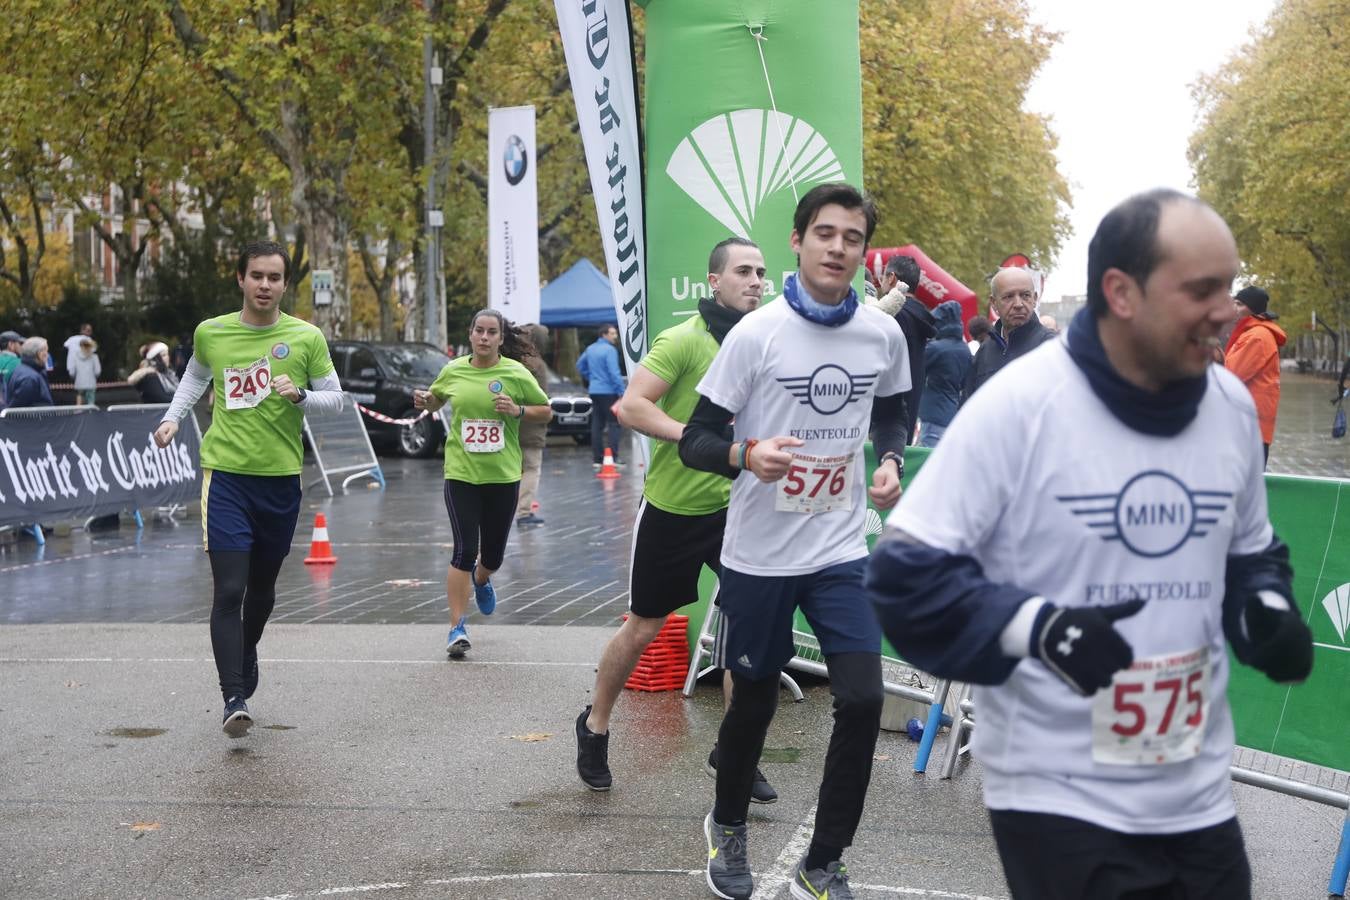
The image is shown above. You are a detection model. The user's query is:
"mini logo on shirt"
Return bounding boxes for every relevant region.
[271,342,290,360]
[1056,470,1233,559]
[777,364,878,416]
[488,380,504,394]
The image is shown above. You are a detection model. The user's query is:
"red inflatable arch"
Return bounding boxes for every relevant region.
[865,245,981,338]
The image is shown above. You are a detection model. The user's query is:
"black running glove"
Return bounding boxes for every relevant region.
[1030,600,1146,696]
[1240,593,1313,683]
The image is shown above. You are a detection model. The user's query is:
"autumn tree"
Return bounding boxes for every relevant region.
[860,0,1070,294]
[1190,0,1350,347]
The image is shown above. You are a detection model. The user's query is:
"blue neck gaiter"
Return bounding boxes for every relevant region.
[782,273,858,327]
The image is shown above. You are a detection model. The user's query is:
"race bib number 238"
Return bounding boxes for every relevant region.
[224,357,272,410]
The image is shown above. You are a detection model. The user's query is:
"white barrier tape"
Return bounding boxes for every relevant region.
[355,404,431,426]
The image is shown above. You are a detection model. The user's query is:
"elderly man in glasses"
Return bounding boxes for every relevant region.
[963,266,1058,402]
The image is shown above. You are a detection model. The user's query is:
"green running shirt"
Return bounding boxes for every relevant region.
[193,312,336,476]
[640,314,730,516]
[430,356,549,484]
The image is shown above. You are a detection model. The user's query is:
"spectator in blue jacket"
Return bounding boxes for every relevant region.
[576,324,625,465]
[917,301,973,447]
[7,337,54,408]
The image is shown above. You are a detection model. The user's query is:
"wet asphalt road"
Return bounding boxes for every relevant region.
[1,372,1347,899]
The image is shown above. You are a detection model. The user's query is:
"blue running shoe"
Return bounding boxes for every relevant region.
[222,696,252,738]
[447,619,471,658]
[471,563,497,616]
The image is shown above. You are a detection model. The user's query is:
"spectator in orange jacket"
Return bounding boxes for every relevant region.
[1224,286,1285,465]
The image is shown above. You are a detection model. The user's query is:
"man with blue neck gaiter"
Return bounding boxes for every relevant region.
[867,189,1312,900]
[680,182,911,900]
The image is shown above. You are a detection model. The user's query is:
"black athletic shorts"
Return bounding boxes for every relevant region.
[628,499,725,619]
[989,809,1250,899]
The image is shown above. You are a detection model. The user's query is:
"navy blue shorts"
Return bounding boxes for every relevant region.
[714,557,880,681]
[202,469,303,556]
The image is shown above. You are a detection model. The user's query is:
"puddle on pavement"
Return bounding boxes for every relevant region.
[760,747,802,764]
[261,724,297,731]
[102,727,167,739]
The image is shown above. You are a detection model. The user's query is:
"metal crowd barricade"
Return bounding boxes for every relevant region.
[104,403,204,525]
[302,392,384,496]
[0,405,100,545]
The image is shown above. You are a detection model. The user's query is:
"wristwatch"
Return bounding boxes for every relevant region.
[879,450,904,479]
[293,388,307,404]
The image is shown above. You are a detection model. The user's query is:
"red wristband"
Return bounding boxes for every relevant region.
[742,438,759,471]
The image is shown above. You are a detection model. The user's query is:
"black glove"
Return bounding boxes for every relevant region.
[1030,600,1145,696]
[1242,594,1313,683]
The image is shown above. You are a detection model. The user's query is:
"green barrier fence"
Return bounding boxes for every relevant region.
[679,448,1350,773]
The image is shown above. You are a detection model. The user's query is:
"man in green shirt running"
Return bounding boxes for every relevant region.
[574,238,777,803]
[154,241,345,738]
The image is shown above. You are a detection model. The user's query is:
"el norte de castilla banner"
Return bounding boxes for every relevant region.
[0,408,201,527]
[638,0,863,338]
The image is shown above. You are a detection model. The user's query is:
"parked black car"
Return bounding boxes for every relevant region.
[544,365,592,443]
[328,341,450,458]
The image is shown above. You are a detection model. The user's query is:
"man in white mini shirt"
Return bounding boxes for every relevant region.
[868,189,1313,899]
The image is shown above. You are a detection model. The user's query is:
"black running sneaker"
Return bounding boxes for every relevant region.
[222,696,252,738]
[243,648,259,700]
[705,743,779,804]
[575,706,612,791]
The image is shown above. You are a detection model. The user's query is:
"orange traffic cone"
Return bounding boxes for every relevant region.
[303,512,338,565]
[596,446,621,480]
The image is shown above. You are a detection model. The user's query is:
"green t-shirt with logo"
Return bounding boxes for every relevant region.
[430,356,549,484]
[640,314,730,516]
[193,312,336,476]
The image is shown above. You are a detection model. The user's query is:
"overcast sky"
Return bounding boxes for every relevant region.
[1023,0,1279,301]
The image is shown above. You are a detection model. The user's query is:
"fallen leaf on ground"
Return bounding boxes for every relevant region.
[125,822,161,832]
[874,754,892,762]
[511,733,553,743]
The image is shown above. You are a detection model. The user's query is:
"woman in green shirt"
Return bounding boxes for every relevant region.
[414,309,551,657]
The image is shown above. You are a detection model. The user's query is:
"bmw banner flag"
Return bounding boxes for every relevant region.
[488,105,541,326]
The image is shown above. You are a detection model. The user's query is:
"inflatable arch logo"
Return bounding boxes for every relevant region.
[666,109,844,238]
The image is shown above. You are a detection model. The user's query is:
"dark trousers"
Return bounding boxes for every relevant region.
[714,652,882,849]
[208,550,284,701]
[989,809,1251,900]
[589,393,621,462]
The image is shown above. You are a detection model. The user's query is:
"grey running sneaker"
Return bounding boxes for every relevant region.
[575,706,612,791]
[705,743,779,804]
[703,811,753,900]
[222,696,252,738]
[790,857,854,900]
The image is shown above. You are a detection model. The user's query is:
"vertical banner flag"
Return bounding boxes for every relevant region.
[637,0,864,338]
[554,0,647,367]
[488,106,541,325]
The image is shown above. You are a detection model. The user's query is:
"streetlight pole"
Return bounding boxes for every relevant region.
[422,9,441,346]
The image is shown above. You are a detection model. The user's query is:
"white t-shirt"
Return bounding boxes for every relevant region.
[63,334,87,370]
[698,299,910,576]
[887,339,1271,833]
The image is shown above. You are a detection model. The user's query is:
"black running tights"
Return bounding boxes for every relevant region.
[714,652,882,849]
[208,550,285,702]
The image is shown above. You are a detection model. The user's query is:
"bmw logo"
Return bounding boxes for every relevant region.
[271,342,290,360]
[503,135,528,186]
